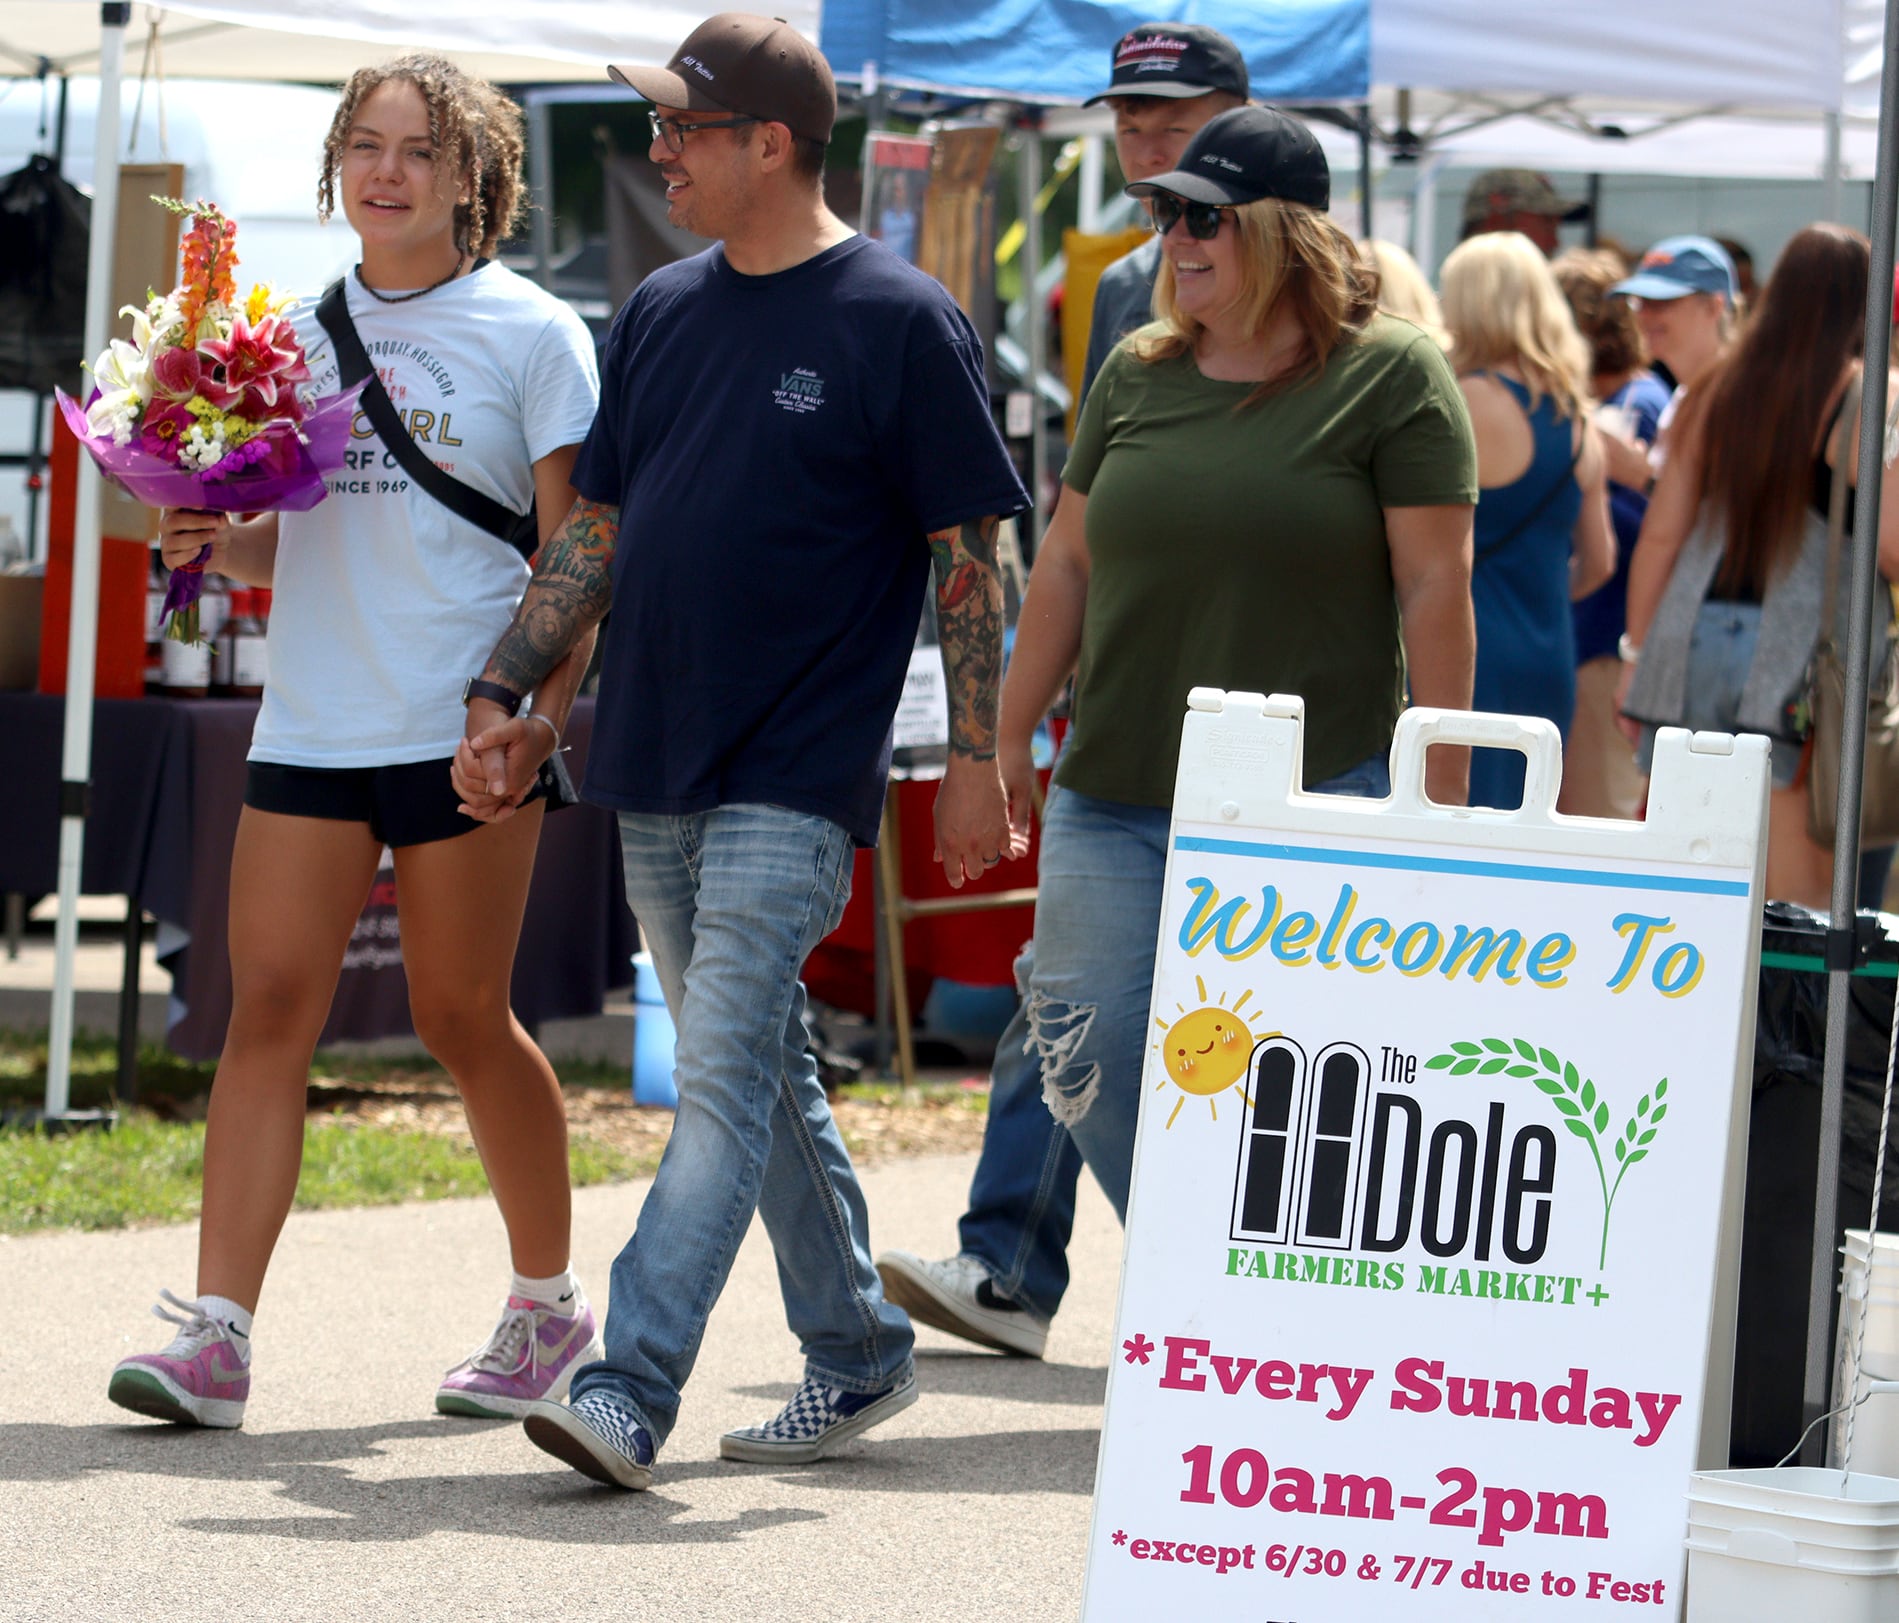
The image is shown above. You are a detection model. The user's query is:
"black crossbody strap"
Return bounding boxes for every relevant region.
[1474,433,1584,562]
[315,279,534,557]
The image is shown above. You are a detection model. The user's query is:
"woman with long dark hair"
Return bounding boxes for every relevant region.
[1619,223,1899,904]
[108,56,601,1428]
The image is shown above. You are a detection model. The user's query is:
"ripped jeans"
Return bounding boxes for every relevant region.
[960,765,1390,1321]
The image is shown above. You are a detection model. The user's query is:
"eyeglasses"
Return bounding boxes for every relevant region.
[1149,195,1233,241]
[647,110,757,155]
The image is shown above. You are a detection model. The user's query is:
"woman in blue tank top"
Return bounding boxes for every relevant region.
[1441,232,1615,809]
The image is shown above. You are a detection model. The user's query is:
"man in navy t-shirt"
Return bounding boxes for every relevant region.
[453,14,1028,1493]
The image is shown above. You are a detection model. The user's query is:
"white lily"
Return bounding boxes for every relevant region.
[93,336,154,403]
[85,387,142,445]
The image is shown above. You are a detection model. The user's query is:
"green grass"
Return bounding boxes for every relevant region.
[0,1114,652,1235]
[0,1029,984,1235]
[0,1026,636,1110]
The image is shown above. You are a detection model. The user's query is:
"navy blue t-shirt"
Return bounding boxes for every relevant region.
[572,235,1029,845]
[1572,371,1672,664]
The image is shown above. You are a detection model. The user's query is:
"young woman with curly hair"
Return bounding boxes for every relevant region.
[108,56,602,1429]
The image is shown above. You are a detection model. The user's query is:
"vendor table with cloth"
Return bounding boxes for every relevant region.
[0,693,636,1075]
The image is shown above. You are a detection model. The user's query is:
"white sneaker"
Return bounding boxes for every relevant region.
[875,1252,1049,1357]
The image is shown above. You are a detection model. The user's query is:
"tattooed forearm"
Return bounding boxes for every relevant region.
[929,514,1004,759]
[482,498,620,695]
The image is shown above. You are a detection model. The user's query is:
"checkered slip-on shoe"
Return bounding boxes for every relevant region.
[719,1370,919,1465]
[522,1389,656,1490]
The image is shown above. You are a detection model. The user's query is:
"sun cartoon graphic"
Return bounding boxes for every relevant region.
[1151,977,1269,1129]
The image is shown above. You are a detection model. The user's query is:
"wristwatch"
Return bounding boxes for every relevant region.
[1617,633,1642,664]
[461,677,523,716]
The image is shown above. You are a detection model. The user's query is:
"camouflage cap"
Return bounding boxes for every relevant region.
[1462,168,1587,227]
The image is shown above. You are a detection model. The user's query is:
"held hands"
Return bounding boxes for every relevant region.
[157,507,229,572]
[932,751,1031,889]
[452,699,556,824]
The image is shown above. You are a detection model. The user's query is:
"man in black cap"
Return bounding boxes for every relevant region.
[874,21,1251,1364]
[455,12,1030,1491]
[1078,22,1250,401]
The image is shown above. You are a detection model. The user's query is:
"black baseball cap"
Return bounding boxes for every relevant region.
[1126,105,1330,211]
[610,12,836,144]
[1083,22,1250,106]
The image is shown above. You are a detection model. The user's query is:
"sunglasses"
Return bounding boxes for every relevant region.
[1149,195,1233,241]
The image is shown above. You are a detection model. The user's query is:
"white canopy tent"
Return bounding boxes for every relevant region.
[0,1,815,84]
[1372,0,1845,118]
[1367,0,1862,251]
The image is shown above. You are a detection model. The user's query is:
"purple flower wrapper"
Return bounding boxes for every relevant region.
[54,382,364,514]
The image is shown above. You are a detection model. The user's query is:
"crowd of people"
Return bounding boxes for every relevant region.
[100,12,1892,1498]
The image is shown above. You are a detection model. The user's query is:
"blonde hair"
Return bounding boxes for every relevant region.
[1363,238,1447,347]
[1132,196,1379,406]
[1440,231,1592,420]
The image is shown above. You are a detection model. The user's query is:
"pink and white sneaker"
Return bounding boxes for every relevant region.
[107,1290,251,1428]
[436,1293,601,1419]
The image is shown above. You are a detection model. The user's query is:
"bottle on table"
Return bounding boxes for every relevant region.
[159,625,212,697]
[227,588,268,699]
[202,575,233,697]
[143,549,166,695]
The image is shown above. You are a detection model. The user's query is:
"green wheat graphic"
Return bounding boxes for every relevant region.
[1425,1038,1667,1267]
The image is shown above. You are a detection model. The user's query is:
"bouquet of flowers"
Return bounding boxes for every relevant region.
[55,198,361,643]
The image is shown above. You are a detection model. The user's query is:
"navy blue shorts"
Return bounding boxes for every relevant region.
[245,752,574,847]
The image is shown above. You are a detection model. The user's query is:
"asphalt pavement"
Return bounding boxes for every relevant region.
[2,1151,1122,1623]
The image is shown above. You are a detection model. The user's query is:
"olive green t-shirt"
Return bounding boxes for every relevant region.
[1056,314,1477,808]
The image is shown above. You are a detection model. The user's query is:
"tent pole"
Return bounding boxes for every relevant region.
[1824,110,1845,225]
[1078,134,1103,234]
[1801,0,1899,1466]
[46,2,130,1122]
[1019,120,1047,555]
[1411,156,1441,275]
[527,91,554,291]
[1357,103,1372,239]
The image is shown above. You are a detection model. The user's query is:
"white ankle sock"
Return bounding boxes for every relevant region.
[510,1267,580,1313]
[197,1294,254,1351]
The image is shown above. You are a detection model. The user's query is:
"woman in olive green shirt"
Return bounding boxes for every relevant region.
[873,109,1478,1360]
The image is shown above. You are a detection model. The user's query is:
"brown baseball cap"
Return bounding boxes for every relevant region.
[1461,167,1588,227]
[609,13,836,145]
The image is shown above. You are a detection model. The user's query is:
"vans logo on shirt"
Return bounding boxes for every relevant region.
[773,367,826,414]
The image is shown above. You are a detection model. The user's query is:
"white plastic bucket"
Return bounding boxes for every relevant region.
[1834,1233,1899,1472]
[1685,1467,1899,1622]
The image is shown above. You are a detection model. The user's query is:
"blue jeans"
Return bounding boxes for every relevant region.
[959,756,1391,1321]
[571,804,913,1446]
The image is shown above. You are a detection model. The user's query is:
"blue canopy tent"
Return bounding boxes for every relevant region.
[818,0,1369,103]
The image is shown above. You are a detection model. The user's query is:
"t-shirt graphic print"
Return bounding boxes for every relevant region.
[251,264,598,769]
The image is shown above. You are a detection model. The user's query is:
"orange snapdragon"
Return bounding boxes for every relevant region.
[173,203,240,350]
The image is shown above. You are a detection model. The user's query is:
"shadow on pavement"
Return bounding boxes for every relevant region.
[733,1353,1107,1409]
[699,1427,1103,1500]
[0,1415,1098,1544]
[0,1417,455,1484]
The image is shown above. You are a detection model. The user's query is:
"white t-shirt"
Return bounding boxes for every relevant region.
[251,263,599,767]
